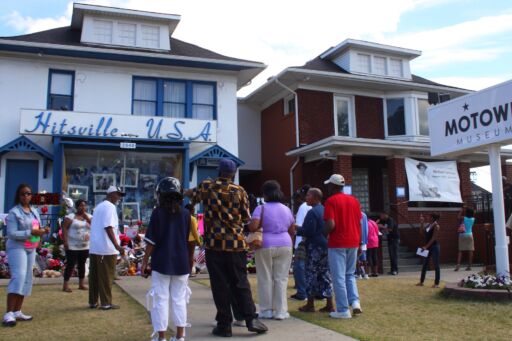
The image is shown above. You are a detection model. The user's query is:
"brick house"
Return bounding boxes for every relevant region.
[238,39,512,264]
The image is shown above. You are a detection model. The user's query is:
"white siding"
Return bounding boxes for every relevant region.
[237,102,261,170]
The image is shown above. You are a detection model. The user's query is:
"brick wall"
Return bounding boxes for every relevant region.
[297,89,334,145]
[502,164,512,181]
[355,96,384,139]
[387,157,408,224]
[332,154,353,185]
[259,99,297,197]
[458,161,472,199]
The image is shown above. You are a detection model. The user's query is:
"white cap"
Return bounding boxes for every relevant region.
[324,174,345,186]
[106,186,125,196]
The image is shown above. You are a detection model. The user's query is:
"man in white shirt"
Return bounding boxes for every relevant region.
[89,186,125,310]
[291,185,311,301]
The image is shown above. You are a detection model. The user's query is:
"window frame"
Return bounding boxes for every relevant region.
[47,69,75,111]
[383,97,406,137]
[131,76,217,119]
[333,95,356,137]
[283,94,295,116]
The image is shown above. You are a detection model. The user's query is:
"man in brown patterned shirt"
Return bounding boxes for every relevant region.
[186,158,267,337]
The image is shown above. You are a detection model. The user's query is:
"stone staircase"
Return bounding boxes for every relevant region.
[381,242,422,273]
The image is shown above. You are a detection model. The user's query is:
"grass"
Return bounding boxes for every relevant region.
[194,275,512,341]
[0,283,152,341]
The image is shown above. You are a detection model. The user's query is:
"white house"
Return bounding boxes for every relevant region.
[0,3,265,222]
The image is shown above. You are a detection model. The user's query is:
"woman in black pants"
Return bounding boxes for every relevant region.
[416,213,441,288]
[62,199,92,292]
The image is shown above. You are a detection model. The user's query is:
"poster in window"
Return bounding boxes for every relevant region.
[140,174,158,190]
[404,158,462,203]
[93,173,116,192]
[122,202,140,222]
[121,168,139,188]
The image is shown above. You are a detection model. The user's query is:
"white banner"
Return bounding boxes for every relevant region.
[19,109,217,143]
[404,158,462,203]
[428,79,512,156]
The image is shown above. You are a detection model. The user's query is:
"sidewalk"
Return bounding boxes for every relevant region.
[116,276,356,341]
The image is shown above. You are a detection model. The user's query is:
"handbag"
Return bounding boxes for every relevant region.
[457,223,466,233]
[246,206,264,250]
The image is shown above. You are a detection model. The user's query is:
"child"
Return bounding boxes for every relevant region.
[356,212,369,279]
[142,177,191,341]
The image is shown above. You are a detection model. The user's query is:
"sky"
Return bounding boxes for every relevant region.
[1,0,511,191]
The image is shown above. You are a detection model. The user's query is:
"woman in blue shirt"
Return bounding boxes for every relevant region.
[455,206,476,271]
[142,177,191,341]
[3,184,49,327]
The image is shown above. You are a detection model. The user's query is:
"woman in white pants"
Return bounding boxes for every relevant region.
[142,177,191,341]
[249,180,295,320]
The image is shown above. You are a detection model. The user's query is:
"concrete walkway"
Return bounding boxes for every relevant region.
[116,276,356,341]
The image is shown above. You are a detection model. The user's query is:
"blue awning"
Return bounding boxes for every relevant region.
[190,145,244,166]
[0,136,53,178]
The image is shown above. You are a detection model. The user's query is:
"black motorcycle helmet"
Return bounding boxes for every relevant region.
[156,177,183,203]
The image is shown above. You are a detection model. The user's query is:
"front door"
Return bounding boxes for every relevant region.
[197,166,218,184]
[4,160,39,212]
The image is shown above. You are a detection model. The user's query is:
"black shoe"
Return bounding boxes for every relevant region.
[89,303,98,309]
[246,318,268,334]
[370,273,379,277]
[314,295,325,300]
[212,326,232,337]
[290,293,307,301]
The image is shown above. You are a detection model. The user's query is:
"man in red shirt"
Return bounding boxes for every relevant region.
[323,174,362,319]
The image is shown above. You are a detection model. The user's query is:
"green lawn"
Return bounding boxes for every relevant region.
[0,284,153,341]
[195,276,512,341]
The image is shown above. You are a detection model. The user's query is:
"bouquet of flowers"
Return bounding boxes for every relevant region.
[0,250,9,278]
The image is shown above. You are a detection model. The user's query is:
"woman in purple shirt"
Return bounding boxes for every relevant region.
[249,180,295,320]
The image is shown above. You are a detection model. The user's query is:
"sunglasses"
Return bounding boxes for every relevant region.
[21,192,33,196]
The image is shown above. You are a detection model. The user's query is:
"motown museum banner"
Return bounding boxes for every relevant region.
[404,158,462,203]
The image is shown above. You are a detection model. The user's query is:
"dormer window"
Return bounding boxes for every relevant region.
[390,58,404,78]
[141,25,160,49]
[118,22,136,45]
[357,54,371,73]
[93,20,113,44]
[373,56,387,76]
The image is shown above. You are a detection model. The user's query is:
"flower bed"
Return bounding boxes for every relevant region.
[443,274,512,301]
[459,274,511,291]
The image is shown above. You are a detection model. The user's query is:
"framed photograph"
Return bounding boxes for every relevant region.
[121,168,139,188]
[67,185,89,201]
[140,174,158,190]
[93,173,116,192]
[122,202,140,222]
[94,194,106,207]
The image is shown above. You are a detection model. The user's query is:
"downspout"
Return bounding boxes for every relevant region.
[273,77,300,211]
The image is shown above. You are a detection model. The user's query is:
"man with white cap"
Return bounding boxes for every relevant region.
[323,174,362,319]
[88,185,125,310]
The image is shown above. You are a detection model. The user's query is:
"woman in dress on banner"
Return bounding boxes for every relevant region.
[62,199,92,292]
[3,184,49,327]
[248,180,295,320]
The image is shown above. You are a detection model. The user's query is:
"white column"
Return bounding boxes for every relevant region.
[488,144,510,277]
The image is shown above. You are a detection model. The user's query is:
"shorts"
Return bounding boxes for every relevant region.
[367,248,378,267]
[358,250,367,262]
[7,247,36,296]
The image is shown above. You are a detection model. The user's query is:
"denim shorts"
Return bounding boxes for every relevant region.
[7,247,36,296]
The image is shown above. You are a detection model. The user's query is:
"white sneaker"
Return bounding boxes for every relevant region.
[273,312,290,320]
[2,311,16,327]
[258,310,273,319]
[170,337,184,341]
[150,331,167,341]
[14,310,33,321]
[363,274,369,279]
[352,301,363,315]
[329,311,352,319]
[233,320,246,327]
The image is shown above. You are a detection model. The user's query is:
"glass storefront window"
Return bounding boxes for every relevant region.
[63,148,182,224]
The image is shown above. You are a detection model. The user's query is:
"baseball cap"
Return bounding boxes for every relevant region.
[218,158,237,174]
[324,174,345,186]
[106,185,126,196]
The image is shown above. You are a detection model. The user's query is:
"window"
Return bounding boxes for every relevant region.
[373,56,387,75]
[132,77,216,119]
[163,81,186,118]
[386,98,405,136]
[335,97,351,136]
[118,23,136,46]
[192,83,215,120]
[352,169,370,212]
[48,70,74,110]
[389,58,403,77]
[418,99,430,135]
[285,97,295,116]
[141,25,159,48]
[93,20,113,44]
[357,54,371,73]
[133,79,157,116]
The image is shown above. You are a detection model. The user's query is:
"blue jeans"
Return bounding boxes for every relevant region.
[328,248,360,313]
[293,258,306,298]
[7,247,36,296]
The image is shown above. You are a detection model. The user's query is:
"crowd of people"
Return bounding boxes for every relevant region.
[3,157,484,341]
